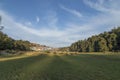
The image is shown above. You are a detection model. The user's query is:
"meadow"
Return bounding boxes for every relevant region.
[0,52,120,80]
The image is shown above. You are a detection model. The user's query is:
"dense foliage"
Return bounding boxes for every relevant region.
[69,27,120,52]
[0,31,31,51]
[58,47,69,51]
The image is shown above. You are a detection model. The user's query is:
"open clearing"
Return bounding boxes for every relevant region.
[0,53,120,80]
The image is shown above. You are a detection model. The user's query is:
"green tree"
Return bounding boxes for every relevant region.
[69,27,120,52]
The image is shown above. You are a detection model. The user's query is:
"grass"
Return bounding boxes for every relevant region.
[0,52,120,80]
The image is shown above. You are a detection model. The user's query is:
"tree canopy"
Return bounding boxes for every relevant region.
[69,27,120,52]
[0,31,31,51]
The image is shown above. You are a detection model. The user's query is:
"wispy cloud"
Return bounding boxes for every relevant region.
[0,9,92,47]
[1,0,120,47]
[43,11,58,29]
[83,0,120,14]
[60,4,82,18]
[0,10,68,47]
[36,16,40,23]
[24,21,32,26]
[82,0,120,29]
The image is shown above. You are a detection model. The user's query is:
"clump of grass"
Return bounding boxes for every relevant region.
[44,50,50,54]
[53,52,57,54]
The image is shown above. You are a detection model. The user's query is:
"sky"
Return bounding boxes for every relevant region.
[0,0,120,47]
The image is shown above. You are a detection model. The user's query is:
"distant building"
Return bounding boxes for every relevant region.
[30,43,53,51]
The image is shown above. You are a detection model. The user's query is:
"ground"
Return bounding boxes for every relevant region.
[0,52,120,80]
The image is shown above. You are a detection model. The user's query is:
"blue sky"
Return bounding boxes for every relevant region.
[0,0,120,47]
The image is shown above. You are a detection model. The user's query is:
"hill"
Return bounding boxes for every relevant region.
[0,31,32,51]
[0,31,51,52]
[69,27,120,52]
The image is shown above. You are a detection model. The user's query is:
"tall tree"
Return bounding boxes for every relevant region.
[0,16,4,30]
[69,27,120,52]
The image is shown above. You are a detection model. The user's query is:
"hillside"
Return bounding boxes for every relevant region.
[0,31,32,51]
[69,27,120,52]
[0,31,51,52]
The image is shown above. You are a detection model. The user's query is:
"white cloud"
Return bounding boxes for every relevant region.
[84,0,120,21]
[60,4,82,18]
[0,9,93,47]
[83,0,120,14]
[43,11,58,29]
[0,10,73,47]
[0,0,120,47]
[24,21,32,26]
[36,16,40,23]
[81,0,120,32]
[83,0,108,12]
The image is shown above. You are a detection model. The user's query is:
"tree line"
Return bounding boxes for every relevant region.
[69,27,120,52]
[0,31,31,51]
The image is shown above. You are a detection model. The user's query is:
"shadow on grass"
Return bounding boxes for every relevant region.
[0,54,50,80]
[83,54,120,62]
[0,54,120,80]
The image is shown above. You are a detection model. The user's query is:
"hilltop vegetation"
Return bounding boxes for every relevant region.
[0,31,31,51]
[69,27,120,52]
[0,31,52,54]
[0,27,120,54]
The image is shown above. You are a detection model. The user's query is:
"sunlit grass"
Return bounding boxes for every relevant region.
[0,52,120,80]
[0,51,40,61]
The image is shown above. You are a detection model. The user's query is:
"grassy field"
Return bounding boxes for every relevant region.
[0,53,120,80]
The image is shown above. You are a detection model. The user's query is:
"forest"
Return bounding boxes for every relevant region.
[69,27,120,52]
[0,27,120,52]
[0,31,31,51]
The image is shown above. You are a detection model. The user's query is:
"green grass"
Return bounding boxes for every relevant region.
[0,53,120,80]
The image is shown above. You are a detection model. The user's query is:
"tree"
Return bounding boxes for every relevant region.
[69,27,120,52]
[0,16,4,30]
[96,37,108,52]
[0,31,31,51]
